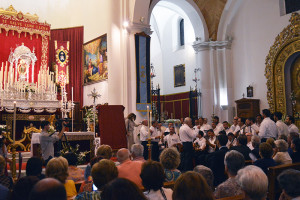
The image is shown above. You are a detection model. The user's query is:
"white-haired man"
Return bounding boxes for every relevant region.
[179,117,197,171]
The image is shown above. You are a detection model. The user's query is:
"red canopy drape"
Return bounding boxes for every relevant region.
[49,26,84,106]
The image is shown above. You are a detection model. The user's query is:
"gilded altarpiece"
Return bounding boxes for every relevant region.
[265,13,300,127]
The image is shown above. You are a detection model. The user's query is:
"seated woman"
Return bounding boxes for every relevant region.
[101,178,147,200]
[291,138,300,163]
[273,139,292,165]
[64,152,84,182]
[159,147,181,182]
[46,156,77,200]
[172,171,214,200]
[140,160,173,200]
[254,143,277,174]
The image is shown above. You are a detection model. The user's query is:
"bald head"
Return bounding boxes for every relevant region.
[142,119,148,126]
[184,117,192,127]
[117,148,130,163]
[29,178,66,200]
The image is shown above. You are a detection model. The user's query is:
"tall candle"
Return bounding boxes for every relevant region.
[72,87,74,103]
[147,105,150,138]
[4,62,7,89]
[13,101,16,144]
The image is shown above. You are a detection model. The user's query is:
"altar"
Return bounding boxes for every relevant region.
[31,132,96,161]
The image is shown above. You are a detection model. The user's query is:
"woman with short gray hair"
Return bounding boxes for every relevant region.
[159,147,181,182]
[273,139,292,165]
[236,165,268,200]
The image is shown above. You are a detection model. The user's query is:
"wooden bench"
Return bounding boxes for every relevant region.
[267,163,300,200]
[216,194,245,200]
[139,181,175,192]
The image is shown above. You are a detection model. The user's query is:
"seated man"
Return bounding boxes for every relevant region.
[278,169,300,200]
[131,144,146,162]
[206,134,228,186]
[214,150,245,199]
[230,135,251,160]
[116,148,143,188]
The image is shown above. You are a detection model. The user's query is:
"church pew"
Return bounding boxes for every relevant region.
[216,194,245,200]
[267,163,300,200]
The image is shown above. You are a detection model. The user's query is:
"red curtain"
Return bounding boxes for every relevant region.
[49,27,83,106]
[0,31,46,83]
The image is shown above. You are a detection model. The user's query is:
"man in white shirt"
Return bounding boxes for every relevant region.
[194,130,206,165]
[199,117,212,135]
[150,121,161,161]
[274,112,289,137]
[207,129,217,153]
[140,119,150,160]
[163,126,181,148]
[256,114,263,128]
[249,117,259,134]
[240,118,256,135]
[213,116,224,132]
[222,121,231,135]
[259,109,278,142]
[229,117,239,133]
[285,115,299,133]
[235,117,246,136]
[212,122,221,136]
[179,117,197,171]
[246,132,254,150]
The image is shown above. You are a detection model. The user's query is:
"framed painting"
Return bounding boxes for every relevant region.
[83,34,108,85]
[174,64,185,87]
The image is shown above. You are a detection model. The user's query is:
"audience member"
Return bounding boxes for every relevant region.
[254,143,277,174]
[278,169,300,200]
[206,134,228,186]
[11,176,40,200]
[140,161,172,200]
[278,134,288,141]
[26,157,45,180]
[230,134,251,160]
[249,135,261,161]
[159,147,181,182]
[46,156,77,199]
[179,117,197,171]
[81,156,103,193]
[259,109,278,141]
[193,165,214,191]
[131,144,146,162]
[291,138,300,163]
[29,178,67,200]
[117,148,143,188]
[64,152,85,182]
[0,155,13,190]
[273,139,292,165]
[214,150,244,199]
[287,132,299,156]
[266,137,276,149]
[172,171,214,200]
[75,159,118,200]
[0,184,9,200]
[101,178,147,200]
[246,132,254,150]
[236,165,268,200]
[84,144,112,181]
[285,115,299,133]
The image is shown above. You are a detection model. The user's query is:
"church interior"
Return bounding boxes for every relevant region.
[0,0,300,199]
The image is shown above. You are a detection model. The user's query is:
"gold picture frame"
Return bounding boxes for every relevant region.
[174,64,185,87]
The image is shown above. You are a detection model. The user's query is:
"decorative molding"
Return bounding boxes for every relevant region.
[192,39,232,52]
[0,5,39,22]
[126,22,153,35]
[265,13,300,113]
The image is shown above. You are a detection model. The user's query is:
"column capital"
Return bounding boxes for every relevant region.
[192,39,232,52]
[126,22,153,35]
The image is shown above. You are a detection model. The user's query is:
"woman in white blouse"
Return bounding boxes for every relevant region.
[273,139,292,165]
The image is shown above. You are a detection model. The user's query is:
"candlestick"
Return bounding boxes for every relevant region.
[147,105,150,138]
[13,101,16,144]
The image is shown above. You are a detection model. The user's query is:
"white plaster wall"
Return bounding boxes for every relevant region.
[229,0,292,112]
[150,4,196,95]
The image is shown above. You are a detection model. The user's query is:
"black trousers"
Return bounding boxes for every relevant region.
[180,142,194,172]
[141,141,149,160]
